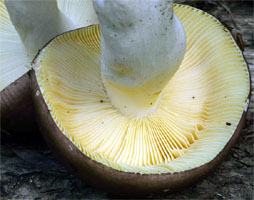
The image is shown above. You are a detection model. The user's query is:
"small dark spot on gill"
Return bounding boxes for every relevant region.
[124,106,127,109]
[170,15,173,20]
[162,12,165,15]
[67,110,70,113]
[139,19,142,22]
[100,100,104,103]
[150,102,153,105]
[155,5,157,8]
[102,122,104,124]
[225,96,227,98]
[192,96,195,99]
[226,122,231,126]
[113,24,115,28]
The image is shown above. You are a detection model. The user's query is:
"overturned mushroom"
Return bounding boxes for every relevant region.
[31,0,250,194]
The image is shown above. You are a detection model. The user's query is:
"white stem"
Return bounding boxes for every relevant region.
[5,0,76,59]
[93,0,186,117]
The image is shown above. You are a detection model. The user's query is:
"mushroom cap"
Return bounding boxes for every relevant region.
[31,4,250,194]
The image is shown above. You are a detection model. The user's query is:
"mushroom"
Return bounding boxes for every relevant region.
[0,0,97,131]
[31,0,250,194]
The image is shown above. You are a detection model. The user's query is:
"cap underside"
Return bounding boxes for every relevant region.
[0,0,30,91]
[34,4,250,174]
[57,0,97,28]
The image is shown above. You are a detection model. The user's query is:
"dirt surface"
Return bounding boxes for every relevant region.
[1,1,253,199]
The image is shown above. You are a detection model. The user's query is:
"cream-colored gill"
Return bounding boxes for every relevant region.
[93,0,186,117]
[0,0,97,91]
[0,0,29,91]
[34,4,249,174]
[57,0,98,28]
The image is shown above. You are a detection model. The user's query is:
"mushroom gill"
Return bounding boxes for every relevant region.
[33,4,250,174]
